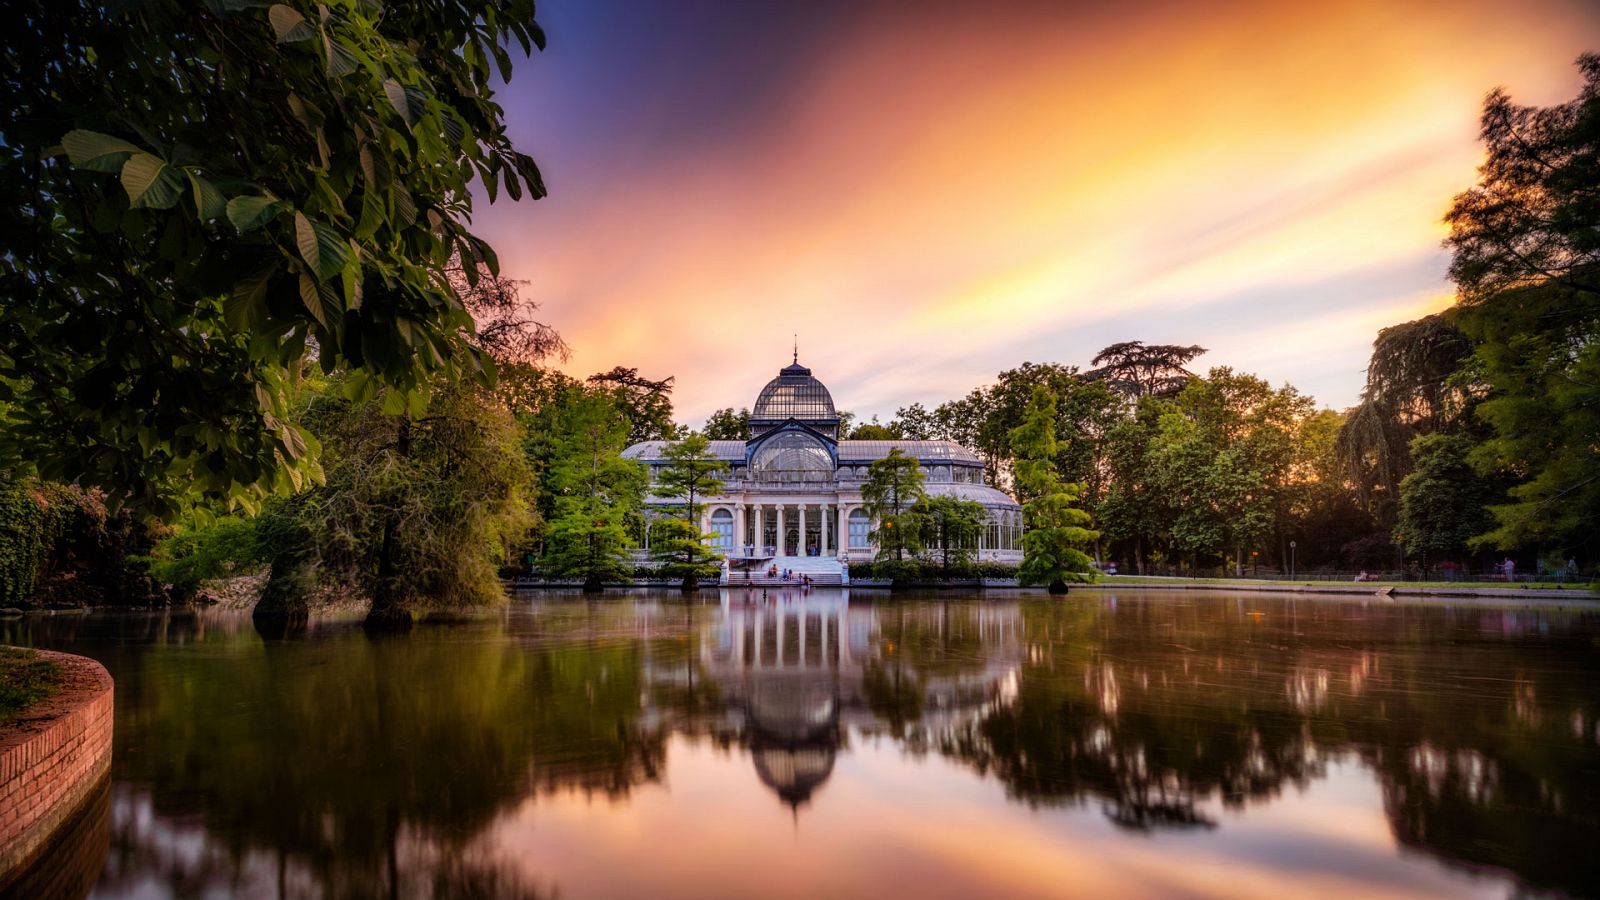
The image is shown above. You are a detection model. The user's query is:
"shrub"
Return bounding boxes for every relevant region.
[147,515,268,599]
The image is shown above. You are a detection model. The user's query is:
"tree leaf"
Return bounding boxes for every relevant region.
[225,195,281,232]
[186,171,227,220]
[297,270,329,326]
[61,129,141,172]
[383,79,412,126]
[227,265,277,330]
[268,4,314,42]
[326,38,358,77]
[293,211,348,278]
[392,184,416,224]
[121,153,185,209]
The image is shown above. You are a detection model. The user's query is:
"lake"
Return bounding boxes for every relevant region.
[5,589,1598,899]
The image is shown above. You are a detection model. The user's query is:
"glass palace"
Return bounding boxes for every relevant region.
[623,357,1024,582]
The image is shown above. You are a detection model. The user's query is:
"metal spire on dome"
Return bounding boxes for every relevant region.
[793,334,798,365]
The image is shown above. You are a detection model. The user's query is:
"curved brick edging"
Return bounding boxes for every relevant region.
[0,649,114,891]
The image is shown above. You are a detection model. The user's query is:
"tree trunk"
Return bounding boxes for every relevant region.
[1135,536,1145,575]
[1234,544,1243,577]
[1048,579,1069,595]
[582,574,604,593]
[364,515,413,632]
[680,572,699,592]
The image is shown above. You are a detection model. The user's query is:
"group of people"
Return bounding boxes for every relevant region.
[765,563,815,587]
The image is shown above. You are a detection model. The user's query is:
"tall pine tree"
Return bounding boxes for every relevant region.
[1010,387,1098,593]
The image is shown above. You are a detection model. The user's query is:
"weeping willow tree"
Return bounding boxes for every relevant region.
[1335,313,1474,528]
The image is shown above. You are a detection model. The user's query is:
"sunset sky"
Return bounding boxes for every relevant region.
[472,0,1600,424]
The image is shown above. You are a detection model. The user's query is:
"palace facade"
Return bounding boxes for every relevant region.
[623,357,1024,582]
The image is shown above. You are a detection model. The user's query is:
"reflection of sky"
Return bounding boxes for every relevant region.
[491,740,1499,899]
[473,0,1600,423]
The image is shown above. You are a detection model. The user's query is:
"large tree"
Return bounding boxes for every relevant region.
[1010,387,1097,593]
[911,494,985,575]
[539,393,645,592]
[0,0,549,517]
[1397,433,1495,568]
[1443,56,1600,556]
[1088,341,1207,399]
[1150,369,1309,574]
[861,448,926,565]
[588,367,680,445]
[1096,396,1175,574]
[648,434,726,591]
[256,381,534,630]
[1444,53,1600,305]
[1334,313,1475,529]
[701,407,749,440]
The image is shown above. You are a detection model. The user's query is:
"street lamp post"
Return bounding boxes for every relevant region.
[1289,540,1296,580]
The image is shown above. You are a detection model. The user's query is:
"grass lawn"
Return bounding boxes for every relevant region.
[1098,575,1593,591]
[0,646,61,724]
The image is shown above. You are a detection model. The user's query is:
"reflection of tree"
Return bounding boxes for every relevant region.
[75,615,664,898]
[937,599,1600,896]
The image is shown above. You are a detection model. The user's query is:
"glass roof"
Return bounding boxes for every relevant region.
[751,362,836,421]
[836,440,983,464]
[622,440,746,461]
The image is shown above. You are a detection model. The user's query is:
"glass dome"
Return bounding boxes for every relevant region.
[751,362,836,422]
[750,431,834,482]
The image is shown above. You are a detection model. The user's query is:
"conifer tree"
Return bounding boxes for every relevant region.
[1010,387,1098,593]
[649,434,727,591]
[539,393,645,592]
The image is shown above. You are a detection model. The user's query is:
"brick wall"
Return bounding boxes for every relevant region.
[0,649,114,890]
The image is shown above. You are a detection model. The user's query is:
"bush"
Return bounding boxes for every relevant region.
[849,558,1017,582]
[147,515,268,599]
[0,481,69,606]
[0,480,170,608]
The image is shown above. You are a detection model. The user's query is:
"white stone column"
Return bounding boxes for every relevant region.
[735,504,746,555]
[775,504,786,555]
[754,505,763,553]
[821,503,830,555]
[798,504,807,556]
[837,505,848,556]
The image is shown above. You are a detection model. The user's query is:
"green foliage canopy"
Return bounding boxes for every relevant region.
[1442,56,1600,553]
[1397,433,1496,560]
[861,448,926,563]
[538,392,645,589]
[0,0,547,516]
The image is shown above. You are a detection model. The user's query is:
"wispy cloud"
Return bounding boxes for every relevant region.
[475,0,1600,423]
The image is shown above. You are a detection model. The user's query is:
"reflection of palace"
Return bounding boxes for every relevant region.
[623,356,1024,584]
[645,591,1022,809]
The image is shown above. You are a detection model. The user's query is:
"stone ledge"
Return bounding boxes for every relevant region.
[0,648,114,892]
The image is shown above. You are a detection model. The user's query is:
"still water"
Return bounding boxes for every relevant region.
[5,589,1599,899]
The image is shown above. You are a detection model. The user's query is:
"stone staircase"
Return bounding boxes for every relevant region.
[724,555,845,587]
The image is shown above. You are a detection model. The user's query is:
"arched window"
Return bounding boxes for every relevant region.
[750,432,833,483]
[848,508,871,549]
[930,465,950,483]
[711,508,734,551]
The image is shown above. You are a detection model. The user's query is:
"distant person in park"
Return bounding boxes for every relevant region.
[1355,570,1369,582]
[1503,558,1515,580]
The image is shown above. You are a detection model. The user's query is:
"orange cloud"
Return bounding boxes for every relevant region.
[479,0,1600,421]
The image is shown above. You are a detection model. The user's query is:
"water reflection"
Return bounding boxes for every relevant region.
[8,591,1599,899]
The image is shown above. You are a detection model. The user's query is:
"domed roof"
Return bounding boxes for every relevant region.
[751,745,836,808]
[752,359,836,422]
